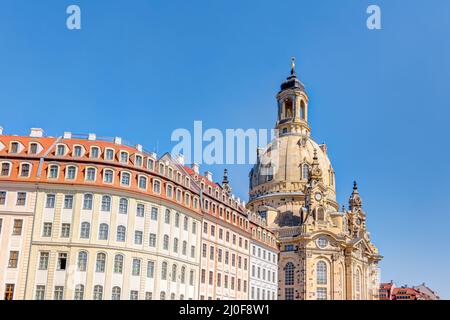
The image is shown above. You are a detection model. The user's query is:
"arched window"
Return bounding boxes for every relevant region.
[74,284,84,300]
[114,254,124,273]
[48,164,59,179]
[285,262,295,285]
[86,167,96,181]
[103,169,114,183]
[153,180,161,193]
[161,262,168,280]
[165,209,171,224]
[77,251,88,271]
[101,195,111,212]
[173,238,179,253]
[163,235,169,250]
[175,212,180,227]
[111,286,121,300]
[93,285,103,300]
[119,198,128,214]
[66,166,77,180]
[317,261,327,285]
[302,164,310,180]
[300,100,306,120]
[96,253,106,272]
[80,222,90,239]
[20,163,31,177]
[98,223,108,240]
[181,266,186,283]
[1,162,11,176]
[182,241,187,255]
[82,194,93,210]
[121,172,131,186]
[138,176,147,189]
[117,225,126,242]
[171,264,177,282]
[316,207,325,221]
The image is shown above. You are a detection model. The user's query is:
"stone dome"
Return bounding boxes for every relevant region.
[249,134,336,202]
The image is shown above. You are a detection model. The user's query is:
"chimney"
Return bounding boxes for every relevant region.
[319,143,327,155]
[0,126,3,135]
[114,137,122,145]
[88,133,96,141]
[30,128,44,138]
[191,163,199,174]
[135,144,143,152]
[205,171,213,181]
[149,152,157,159]
[63,132,72,139]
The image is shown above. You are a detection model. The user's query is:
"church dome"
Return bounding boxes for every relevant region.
[249,134,336,202]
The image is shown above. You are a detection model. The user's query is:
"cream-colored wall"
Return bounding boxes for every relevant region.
[0,183,36,300]
[24,185,202,300]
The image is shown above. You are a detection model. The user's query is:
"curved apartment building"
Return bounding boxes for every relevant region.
[0,128,278,300]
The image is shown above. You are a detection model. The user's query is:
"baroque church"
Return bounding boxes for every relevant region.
[246,59,382,300]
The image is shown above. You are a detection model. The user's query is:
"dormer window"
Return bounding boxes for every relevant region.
[90,147,100,159]
[1,162,11,176]
[73,146,82,157]
[121,172,131,186]
[48,165,59,179]
[159,163,164,175]
[20,163,31,177]
[29,143,38,155]
[56,145,66,156]
[120,151,128,164]
[168,167,173,179]
[10,142,19,153]
[85,167,96,182]
[147,159,155,170]
[103,169,114,183]
[105,149,114,161]
[66,166,77,180]
[135,155,143,167]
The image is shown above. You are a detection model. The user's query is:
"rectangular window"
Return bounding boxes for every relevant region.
[317,288,327,300]
[16,192,26,206]
[63,195,73,209]
[42,223,52,237]
[12,219,23,235]
[130,290,139,300]
[8,251,19,268]
[285,288,294,300]
[105,149,114,160]
[60,224,70,238]
[35,285,45,300]
[136,204,145,217]
[54,286,64,300]
[201,269,206,284]
[46,194,56,208]
[57,253,68,270]
[39,252,49,270]
[4,284,15,300]
[135,231,143,245]
[30,143,38,154]
[151,207,158,220]
[0,191,6,205]
[132,259,141,276]
[147,261,155,278]
[208,271,213,285]
[149,233,156,247]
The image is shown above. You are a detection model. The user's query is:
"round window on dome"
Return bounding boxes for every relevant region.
[316,237,328,249]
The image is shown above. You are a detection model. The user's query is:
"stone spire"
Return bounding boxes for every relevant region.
[309,149,323,183]
[222,168,232,195]
[349,181,362,211]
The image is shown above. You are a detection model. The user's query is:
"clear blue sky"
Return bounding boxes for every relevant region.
[1,0,449,298]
